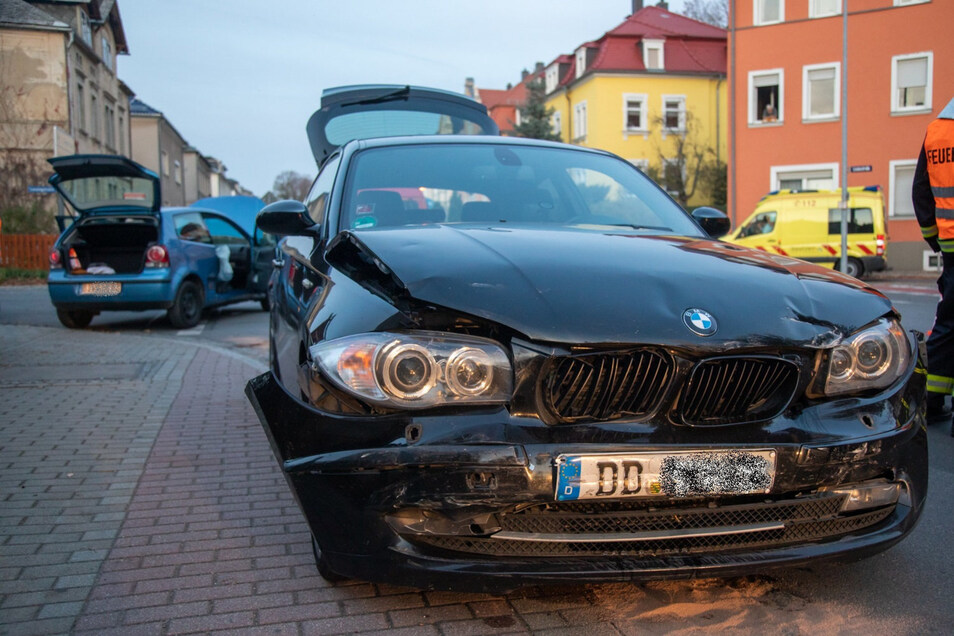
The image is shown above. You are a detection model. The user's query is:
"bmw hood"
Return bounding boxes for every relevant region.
[327,225,893,347]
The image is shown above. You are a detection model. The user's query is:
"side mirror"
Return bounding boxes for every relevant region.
[691,206,731,239]
[256,200,314,237]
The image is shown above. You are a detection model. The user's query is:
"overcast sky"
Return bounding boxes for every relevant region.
[118,1,688,196]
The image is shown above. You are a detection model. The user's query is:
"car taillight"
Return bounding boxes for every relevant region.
[876,234,885,256]
[49,248,62,269]
[146,244,170,268]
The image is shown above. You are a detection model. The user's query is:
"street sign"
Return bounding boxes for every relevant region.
[849,165,872,173]
[27,185,56,194]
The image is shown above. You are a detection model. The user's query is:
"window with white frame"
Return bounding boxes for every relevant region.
[891,52,932,113]
[89,93,98,138]
[749,69,783,124]
[80,12,92,45]
[623,94,648,133]
[76,82,86,131]
[573,101,587,140]
[894,0,928,6]
[771,163,838,191]
[575,47,587,79]
[663,96,686,131]
[101,37,112,71]
[161,151,169,176]
[643,39,665,71]
[545,65,559,94]
[803,63,839,120]
[662,158,685,196]
[754,0,784,25]
[628,159,649,173]
[809,0,840,17]
[104,103,115,148]
[174,160,182,185]
[551,111,562,136]
[889,159,917,217]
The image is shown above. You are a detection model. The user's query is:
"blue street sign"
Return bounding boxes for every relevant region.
[28,185,56,194]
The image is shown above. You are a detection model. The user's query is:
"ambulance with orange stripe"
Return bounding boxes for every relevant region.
[727,186,887,278]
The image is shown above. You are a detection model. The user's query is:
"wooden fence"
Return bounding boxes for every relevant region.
[0,234,57,270]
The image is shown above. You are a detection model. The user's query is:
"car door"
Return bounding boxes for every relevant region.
[201,213,255,298]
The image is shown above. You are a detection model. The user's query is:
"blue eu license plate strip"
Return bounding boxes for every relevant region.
[555,450,776,501]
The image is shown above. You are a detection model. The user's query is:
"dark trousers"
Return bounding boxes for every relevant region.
[927,251,954,395]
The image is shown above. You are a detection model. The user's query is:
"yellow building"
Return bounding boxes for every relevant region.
[544,4,727,208]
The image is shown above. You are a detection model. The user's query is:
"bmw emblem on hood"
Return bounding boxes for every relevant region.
[683,308,718,337]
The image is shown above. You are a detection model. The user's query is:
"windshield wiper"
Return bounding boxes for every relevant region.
[344,86,411,107]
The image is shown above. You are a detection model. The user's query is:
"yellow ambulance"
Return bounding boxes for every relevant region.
[727,186,887,278]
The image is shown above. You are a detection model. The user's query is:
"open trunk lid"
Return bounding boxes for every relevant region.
[48,154,161,218]
[305,85,499,166]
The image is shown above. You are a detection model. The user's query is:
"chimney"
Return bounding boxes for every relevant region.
[534,61,544,74]
[464,77,475,98]
[521,69,529,80]
[656,1,668,9]
[632,0,643,12]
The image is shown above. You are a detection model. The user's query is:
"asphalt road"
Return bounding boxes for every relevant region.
[1,280,952,634]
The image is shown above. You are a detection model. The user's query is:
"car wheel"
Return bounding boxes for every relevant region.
[168,280,204,328]
[311,535,347,583]
[840,257,864,279]
[56,309,94,329]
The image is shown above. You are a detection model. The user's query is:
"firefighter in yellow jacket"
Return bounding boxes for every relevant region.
[913,96,954,435]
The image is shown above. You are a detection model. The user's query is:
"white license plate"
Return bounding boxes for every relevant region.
[554,449,776,501]
[79,282,122,296]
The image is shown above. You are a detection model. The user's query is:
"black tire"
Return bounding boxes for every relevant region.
[311,536,347,583]
[56,309,94,329]
[167,280,204,328]
[840,257,864,279]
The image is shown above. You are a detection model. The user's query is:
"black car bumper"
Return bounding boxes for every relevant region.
[246,370,928,594]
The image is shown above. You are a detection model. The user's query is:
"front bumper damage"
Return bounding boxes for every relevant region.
[245,364,928,594]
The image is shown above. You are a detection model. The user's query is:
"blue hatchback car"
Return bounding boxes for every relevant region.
[47,154,273,329]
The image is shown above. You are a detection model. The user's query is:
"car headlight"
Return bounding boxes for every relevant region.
[310,332,513,408]
[820,318,911,396]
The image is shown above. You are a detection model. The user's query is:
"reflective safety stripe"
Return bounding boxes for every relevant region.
[927,374,954,394]
[939,238,954,253]
[937,207,954,219]
[922,225,939,238]
[934,185,954,198]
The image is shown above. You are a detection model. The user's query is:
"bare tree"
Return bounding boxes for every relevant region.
[268,170,312,202]
[649,111,723,209]
[682,0,728,27]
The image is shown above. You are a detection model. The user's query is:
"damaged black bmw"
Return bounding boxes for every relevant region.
[246,85,928,593]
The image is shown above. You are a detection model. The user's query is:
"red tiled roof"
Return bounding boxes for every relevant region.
[608,5,725,39]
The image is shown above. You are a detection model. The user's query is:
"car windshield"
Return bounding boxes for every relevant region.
[340,143,703,236]
[56,175,157,213]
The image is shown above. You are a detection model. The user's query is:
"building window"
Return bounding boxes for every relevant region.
[575,47,587,79]
[161,151,169,176]
[803,63,840,120]
[551,111,562,136]
[889,159,917,217]
[662,159,685,196]
[623,94,648,133]
[891,52,932,113]
[642,39,665,71]
[573,101,587,140]
[174,160,182,185]
[89,93,98,138]
[754,0,784,25]
[76,83,86,131]
[80,12,92,45]
[545,65,559,94]
[663,95,686,131]
[101,37,112,71]
[118,113,125,154]
[749,69,783,124]
[894,0,928,5]
[628,159,649,173]
[809,0,840,17]
[770,163,838,191]
[104,103,115,149]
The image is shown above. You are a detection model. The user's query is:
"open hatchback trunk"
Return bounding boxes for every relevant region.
[48,154,161,275]
[305,85,499,166]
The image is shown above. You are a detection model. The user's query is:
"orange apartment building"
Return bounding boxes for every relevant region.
[728,0,953,271]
